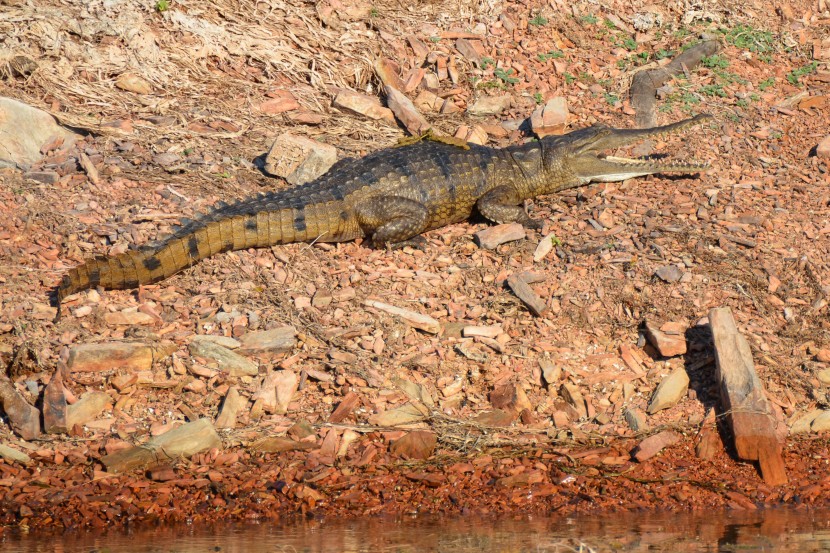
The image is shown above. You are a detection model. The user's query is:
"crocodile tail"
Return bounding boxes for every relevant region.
[53,204,350,320]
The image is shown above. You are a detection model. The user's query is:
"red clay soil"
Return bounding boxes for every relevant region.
[1,0,830,534]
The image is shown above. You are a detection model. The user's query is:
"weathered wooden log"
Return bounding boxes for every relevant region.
[709,307,787,486]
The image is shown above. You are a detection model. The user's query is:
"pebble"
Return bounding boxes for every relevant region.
[66,391,112,429]
[631,430,682,462]
[647,367,690,414]
[644,321,687,357]
[530,97,568,137]
[67,342,165,372]
[115,73,152,94]
[24,170,60,184]
[384,85,430,136]
[332,90,395,123]
[190,334,242,349]
[816,136,830,160]
[467,95,512,116]
[259,96,300,114]
[237,326,297,353]
[474,223,526,249]
[390,431,436,460]
[559,383,588,420]
[188,340,259,377]
[264,133,337,185]
[623,408,648,432]
[654,264,683,283]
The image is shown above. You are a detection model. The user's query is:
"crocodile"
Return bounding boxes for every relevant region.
[54,114,711,318]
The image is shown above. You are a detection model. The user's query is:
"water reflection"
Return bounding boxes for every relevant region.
[4,508,830,552]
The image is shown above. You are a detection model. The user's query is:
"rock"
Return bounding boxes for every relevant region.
[188,340,258,377]
[368,402,429,426]
[332,90,395,123]
[287,419,315,441]
[287,111,324,125]
[384,85,430,136]
[695,427,722,459]
[375,58,405,90]
[462,325,502,339]
[496,470,544,488]
[530,97,568,136]
[0,444,32,465]
[66,391,112,429]
[475,223,526,249]
[559,382,588,419]
[407,36,429,64]
[811,410,830,432]
[644,321,687,357]
[101,418,221,473]
[42,368,67,434]
[0,376,40,440]
[115,73,153,94]
[413,90,444,112]
[647,367,689,414]
[654,264,683,283]
[816,136,830,159]
[237,326,296,353]
[552,410,570,428]
[259,96,300,114]
[467,95,512,116]
[817,368,830,385]
[0,97,78,168]
[23,171,60,184]
[533,232,560,261]
[104,310,156,326]
[251,436,318,453]
[273,370,299,414]
[489,382,531,412]
[816,349,830,363]
[455,38,484,65]
[78,152,100,184]
[364,299,441,334]
[789,409,823,434]
[67,342,173,372]
[631,430,682,462]
[623,408,647,432]
[507,273,548,317]
[329,391,360,423]
[391,431,437,460]
[264,133,338,185]
[189,334,242,349]
[215,386,246,429]
[458,125,488,145]
[393,376,435,407]
[472,409,515,426]
[539,358,561,386]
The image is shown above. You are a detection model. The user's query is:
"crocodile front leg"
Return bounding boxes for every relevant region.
[476,185,543,229]
[355,195,430,249]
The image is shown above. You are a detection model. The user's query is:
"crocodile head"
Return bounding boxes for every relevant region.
[542,113,712,189]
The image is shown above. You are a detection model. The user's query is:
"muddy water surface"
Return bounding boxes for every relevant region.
[4,508,830,552]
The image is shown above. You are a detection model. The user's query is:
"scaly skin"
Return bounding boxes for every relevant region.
[54,114,711,318]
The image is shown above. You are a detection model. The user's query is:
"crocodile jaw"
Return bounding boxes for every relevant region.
[575,155,710,183]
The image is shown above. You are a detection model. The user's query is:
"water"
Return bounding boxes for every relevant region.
[3,508,829,552]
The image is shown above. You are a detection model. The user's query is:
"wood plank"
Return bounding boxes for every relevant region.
[709,307,787,486]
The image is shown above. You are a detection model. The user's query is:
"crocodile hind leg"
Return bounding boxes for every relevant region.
[355,196,430,249]
[476,185,543,229]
